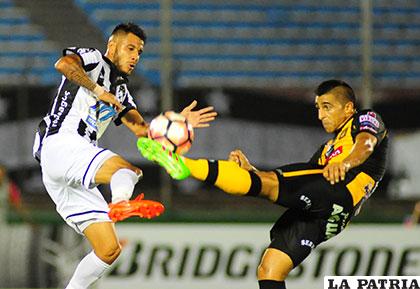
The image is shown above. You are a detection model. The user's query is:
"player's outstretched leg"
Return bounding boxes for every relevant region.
[137,137,190,180]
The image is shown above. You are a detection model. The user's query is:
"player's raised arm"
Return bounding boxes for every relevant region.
[180,100,218,128]
[55,54,96,91]
[54,54,122,111]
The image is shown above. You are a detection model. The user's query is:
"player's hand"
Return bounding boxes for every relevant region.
[180,100,218,128]
[95,88,123,112]
[228,149,257,172]
[322,161,350,185]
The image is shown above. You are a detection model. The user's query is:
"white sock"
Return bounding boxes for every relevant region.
[110,168,139,203]
[65,251,110,289]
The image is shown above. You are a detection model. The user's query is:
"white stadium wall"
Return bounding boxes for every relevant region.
[0,223,32,288]
[98,224,420,289]
[0,223,418,288]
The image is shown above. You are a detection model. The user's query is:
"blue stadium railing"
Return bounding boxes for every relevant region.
[0,0,60,85]
[73,0,420,88]
[1,0,419,87]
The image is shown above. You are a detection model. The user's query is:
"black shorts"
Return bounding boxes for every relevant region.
[268,163,355,267]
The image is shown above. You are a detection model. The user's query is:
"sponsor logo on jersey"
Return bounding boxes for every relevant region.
[300,195,312,210]
[360,125,378,134]
[325,204,350,239]
[98,102,117,121]
[77,47,95,54]
[325,144,334,158]
[367,111,377,118]
[85,115,97,129]
[325,146,343,163]
[51,90,70,128]
[359,114,379,128]
[301,239,315,249]
[116,84,127,102]
[86,101,116,130]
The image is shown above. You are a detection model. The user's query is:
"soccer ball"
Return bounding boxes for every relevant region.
[148,111,194,155]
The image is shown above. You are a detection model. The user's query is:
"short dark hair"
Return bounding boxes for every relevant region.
[111,22,147,43]
[314,79,356,105]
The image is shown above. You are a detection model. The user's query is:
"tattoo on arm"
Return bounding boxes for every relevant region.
[66,65,97,91]
[57,56,97,92]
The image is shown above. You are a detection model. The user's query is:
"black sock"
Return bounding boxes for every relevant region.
[258,280,286,289]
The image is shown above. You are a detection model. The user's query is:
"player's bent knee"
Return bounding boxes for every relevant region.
[95,242,122,265]
[257,248,293,281]
[96,155,142,184]
[109,156,140,173]
[84,222,122,264]
[257,262,289,281]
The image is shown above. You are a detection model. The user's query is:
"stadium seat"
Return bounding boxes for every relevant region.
[0,1,59,85]
[1,0,418,88]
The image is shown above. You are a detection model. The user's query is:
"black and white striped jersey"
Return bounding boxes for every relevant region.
[33,47,137,162]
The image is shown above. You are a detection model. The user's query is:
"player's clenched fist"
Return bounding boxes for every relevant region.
[228,150,257,172]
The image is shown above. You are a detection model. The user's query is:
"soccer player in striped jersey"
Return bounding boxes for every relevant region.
[33,23,216,289]
[139,79,388,289]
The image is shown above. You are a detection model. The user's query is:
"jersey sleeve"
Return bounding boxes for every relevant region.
[63,47,102,72]
[114,86,138,126]
[353,110,387,145]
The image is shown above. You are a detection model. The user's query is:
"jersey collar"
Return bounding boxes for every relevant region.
[102,55,129,83]
[334,113,355,136]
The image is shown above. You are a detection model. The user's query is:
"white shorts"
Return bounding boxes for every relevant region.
[40,133,117,234]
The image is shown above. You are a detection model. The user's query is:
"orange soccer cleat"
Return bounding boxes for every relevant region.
[108,193,165,222]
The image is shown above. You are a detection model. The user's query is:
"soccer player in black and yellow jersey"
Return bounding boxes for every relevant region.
[138,79,388,289]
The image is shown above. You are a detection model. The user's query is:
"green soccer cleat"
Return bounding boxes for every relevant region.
[137,137,190,180]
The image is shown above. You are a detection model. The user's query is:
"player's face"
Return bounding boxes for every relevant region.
[113,32,144,75]
[315,93,351,133]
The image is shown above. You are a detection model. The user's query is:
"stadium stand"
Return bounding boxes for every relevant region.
[74,0,361,87]
[0,0,59,85]
[14,0,105,50]
[73,0,420,89]
[0,0,419,88]
[0,0,420,88]
[373,2,420,87]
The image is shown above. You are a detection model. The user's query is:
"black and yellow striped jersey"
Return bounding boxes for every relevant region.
[309,109,388,205]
